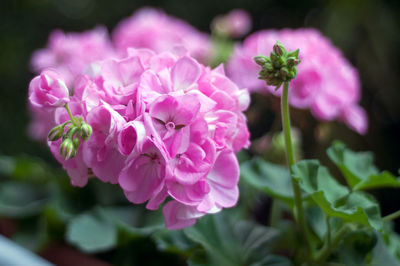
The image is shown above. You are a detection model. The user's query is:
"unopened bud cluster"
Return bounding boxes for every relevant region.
[48,114,92,160]
[254,41,300,90]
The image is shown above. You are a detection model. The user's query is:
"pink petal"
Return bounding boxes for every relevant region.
[163,201,204,230]
[171,56,201,91]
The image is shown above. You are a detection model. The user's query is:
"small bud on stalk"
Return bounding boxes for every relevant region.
[254,55,269,66]
[47,103,93,160]
[254,41,301,90]
[80,122,93,141]
[72,137,81,149]
[273,42,286,56]
[48,124,64,141]
[60,138,76,160]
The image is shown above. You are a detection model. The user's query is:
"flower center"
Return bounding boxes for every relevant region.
[165,121,175,130]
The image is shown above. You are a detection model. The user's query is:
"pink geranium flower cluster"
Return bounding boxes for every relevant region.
[28,47,250,229]
[227,29,368,134]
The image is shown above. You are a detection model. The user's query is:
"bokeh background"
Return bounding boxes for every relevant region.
[0,0,400,264]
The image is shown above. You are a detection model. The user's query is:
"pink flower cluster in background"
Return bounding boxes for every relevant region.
[28,48,250,229]
[31,27,114,87]
[227,29,368,134]
[112,8,211,62]
[211,9,252,38]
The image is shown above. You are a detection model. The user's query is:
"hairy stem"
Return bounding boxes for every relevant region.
[269,200,281,227]
[64,103,79,126]
[383,210,400,222]
[281,82,311,256]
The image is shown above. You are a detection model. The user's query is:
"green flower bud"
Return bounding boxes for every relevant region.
[80,122,93,141]
[287,49,299,59]
[288,68,297,79]
[287,58,300,67]
[280,67,289,78]
[60,138,76,160]
[73,137,81,149]
[253,56,269,66]
[273,42,287,56]
[270,52,279,62]
[253,41,301,90]
[48,125,64,141]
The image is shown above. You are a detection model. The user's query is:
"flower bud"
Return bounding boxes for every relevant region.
[287,49,299,59]
[80,122,93,141]
[254,41,301,89]
[263,62,274,71]
[73,137,81,149]
[48,125,64,141]
[280,67,289,78]
[60,138,76,160]
[287,58,300,67]
[273,42,286,56]
[253,56,269,66]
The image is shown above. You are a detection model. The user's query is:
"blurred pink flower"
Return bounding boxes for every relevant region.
[211,9,252,38]
[31,27,114,87]
[112,8,211,62]
[227,28,368,134]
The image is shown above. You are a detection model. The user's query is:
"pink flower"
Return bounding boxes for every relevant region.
[119,139,169,204]
[227,28,368,134]
[149,94,200,157]
[163,149,239,230]
[163,201,205,230]
[211,9,252,38]
[28,70,70,109]
[28,47,250,230]
[101,56,145,105]
[82,104,126,184]
[112,8,211,62]
[31,27,114,86]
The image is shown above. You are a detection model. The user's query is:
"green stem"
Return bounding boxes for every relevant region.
[64,103,79,126]
[326,216,331,248]
[269,200,281,227]
[281,82,311,255]
[383,210,400,222]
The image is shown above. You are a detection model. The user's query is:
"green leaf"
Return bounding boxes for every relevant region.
[292,160,383,230]
[66,207,117,253]
[0,155,56,182]
[338,230,377,265]
[184,212,282,266]
[353,171,400,190]
[249,255,292,266]
[372,224,400,265]
[327,141,400,190]
[103,206,163,245]
[240,157,294,205]
[371,233,400,266]
[305,206,327,241]
[153,229,196,255]
[0,181,50,218]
